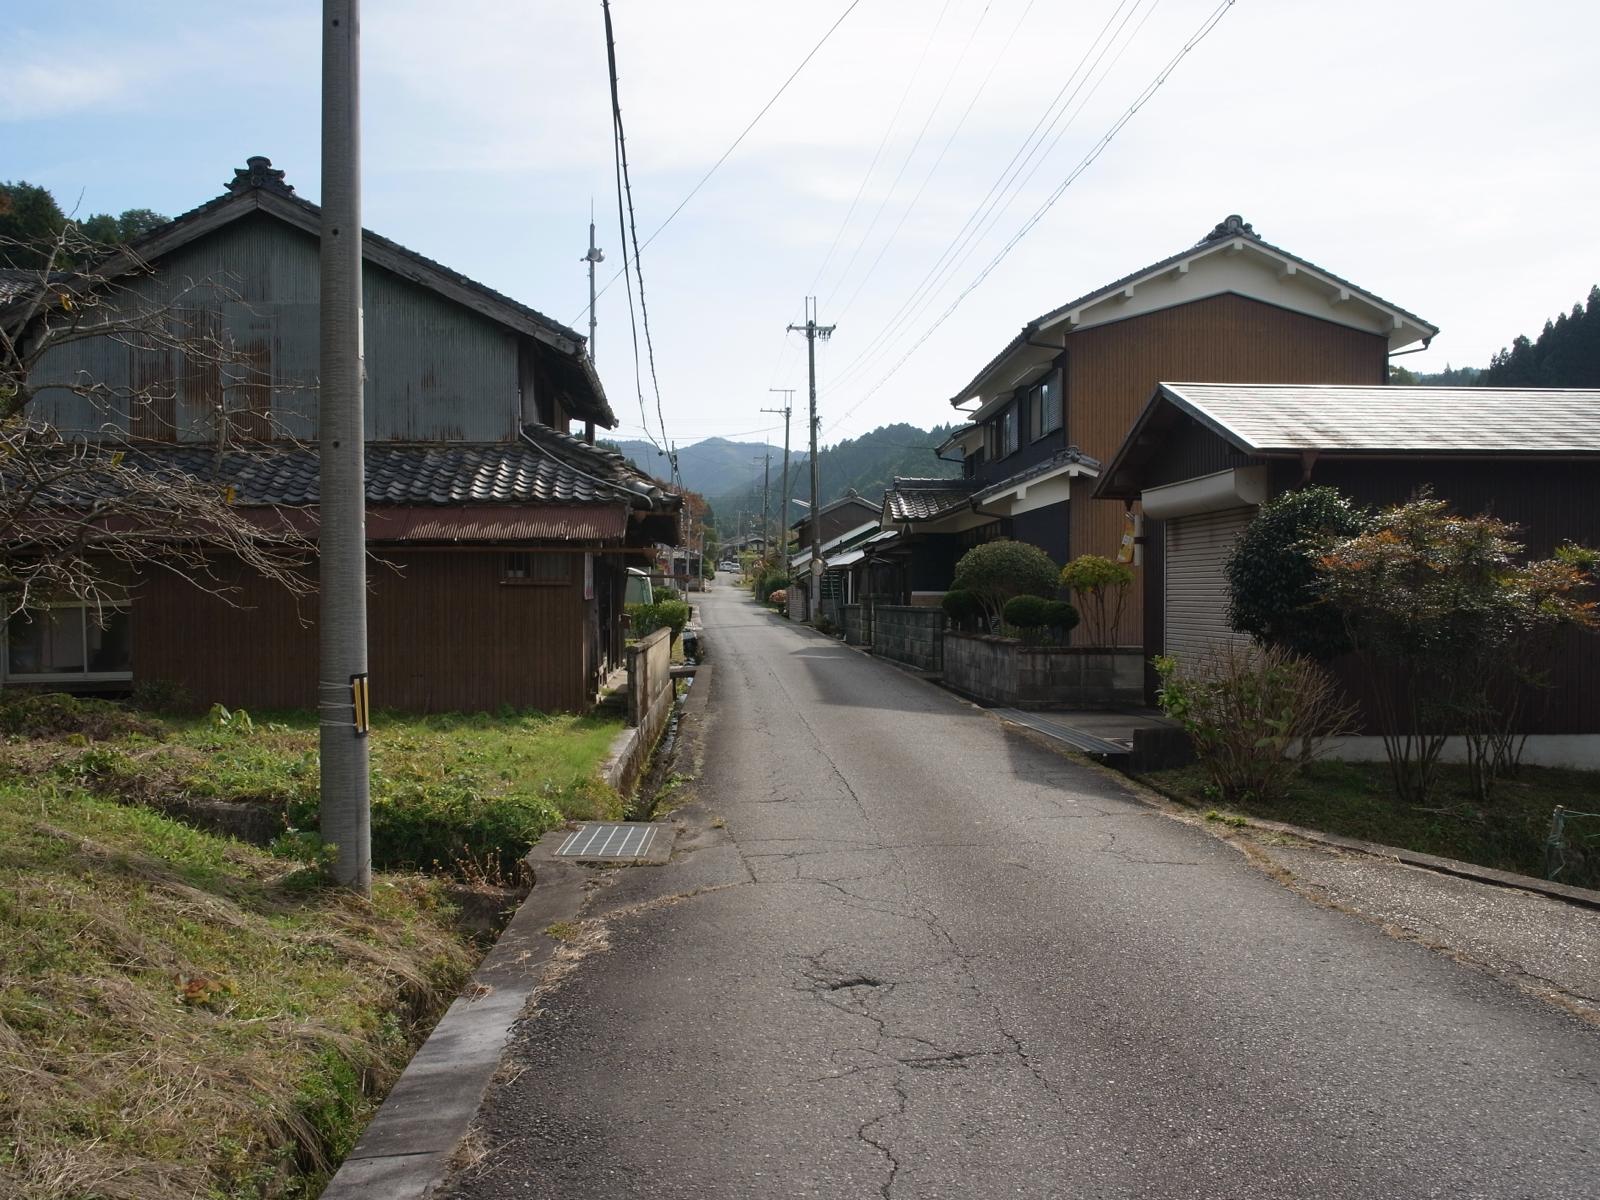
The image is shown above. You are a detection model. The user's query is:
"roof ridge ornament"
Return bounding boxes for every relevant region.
[226,156,294,195]
[1201,214,1257,244]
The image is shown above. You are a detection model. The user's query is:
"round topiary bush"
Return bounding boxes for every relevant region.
[1042,600,1080,639]
[1002,594,1050,629]
[951,538,1058,630]
[941,588,980,628]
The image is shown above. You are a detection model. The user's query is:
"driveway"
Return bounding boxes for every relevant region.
[443,585,1599,1199]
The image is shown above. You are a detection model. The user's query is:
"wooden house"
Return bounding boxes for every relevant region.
[883,215,1436,633]
[1095,382,1600,764]
[4,157,679,712]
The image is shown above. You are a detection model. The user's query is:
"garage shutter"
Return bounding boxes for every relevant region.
[1164,507,1255,667]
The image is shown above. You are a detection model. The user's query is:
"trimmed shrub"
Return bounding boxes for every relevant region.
[1042,600,1080,640]
[1059,554,1132,646]
[951,539,1058,629]
[1225,485,1370,660]
[1154,644,1357,805]
[1002,594,1050,635]
[941,589,980,629]
[769,589,788,609]
[627,598,691,641]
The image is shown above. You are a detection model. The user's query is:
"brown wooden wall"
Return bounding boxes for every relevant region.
[1065,293,1389,643]
[133,550,592,714]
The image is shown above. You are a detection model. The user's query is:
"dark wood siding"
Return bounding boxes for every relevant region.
[132,550,594,713]
[1310,458,1599,734]
[1065,293,1388,642]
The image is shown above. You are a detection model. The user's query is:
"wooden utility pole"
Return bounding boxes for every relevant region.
[787,300,833,623]
[319,0,371,894]
[763,389,793,571]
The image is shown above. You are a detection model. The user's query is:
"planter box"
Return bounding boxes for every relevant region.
[943,631,1143,708]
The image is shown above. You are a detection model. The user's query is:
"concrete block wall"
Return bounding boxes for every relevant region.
[873,605,946,672]
[943,632,1144,708]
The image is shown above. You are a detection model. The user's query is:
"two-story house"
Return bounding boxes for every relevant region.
[6,157,679,712]
[880,216,1436,643]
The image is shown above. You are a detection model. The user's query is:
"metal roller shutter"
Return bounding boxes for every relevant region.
[1163,507,1255,667]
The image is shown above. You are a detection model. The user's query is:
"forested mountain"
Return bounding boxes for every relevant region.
[1390,286,1600,388]
[1481,285,1600,387]
[613,424,961,538]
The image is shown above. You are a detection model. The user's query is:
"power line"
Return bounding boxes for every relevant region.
[831,0,1040,323]
[822,0,996,313]
[825,0,1238,437]
[602,0,655,453]
[603,0,674,482]
[577,0,866,325]
[808,0,955,300]
[825,0,1154,396]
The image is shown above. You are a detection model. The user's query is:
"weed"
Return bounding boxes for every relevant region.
[544,921,580,942]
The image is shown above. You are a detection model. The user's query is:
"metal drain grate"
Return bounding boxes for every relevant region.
[556,822,667,861]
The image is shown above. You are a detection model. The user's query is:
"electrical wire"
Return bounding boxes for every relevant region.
[823,0,996,313]
[576,0,866,325]
[831,0,1038,324]
[825,0,1152,397]
[825,0,1237,437]
[603,0,675,482]
[601,2,656,454]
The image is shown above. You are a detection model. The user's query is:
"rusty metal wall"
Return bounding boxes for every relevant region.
[29,212,522,444]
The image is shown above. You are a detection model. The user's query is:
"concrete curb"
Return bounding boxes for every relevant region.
[1228,814,1600,912]
[317,837,590,1200]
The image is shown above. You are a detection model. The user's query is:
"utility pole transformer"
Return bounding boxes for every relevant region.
[763,389,793,575]
[787,300,834,624]
[319,0,372,894]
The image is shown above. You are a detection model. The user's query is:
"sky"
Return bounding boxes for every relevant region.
[7,1,1599,455]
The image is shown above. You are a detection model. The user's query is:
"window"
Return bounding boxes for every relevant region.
[1000,403,1019,458]
[1029,371,1062,440]
[4,604,132,681]
[501,552,571,585]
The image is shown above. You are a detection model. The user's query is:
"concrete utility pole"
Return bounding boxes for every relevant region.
[759,452,771,554]
[319,0,371,895]
[581,204,603,360]
[787,300,834,623]
[763,389,793,571]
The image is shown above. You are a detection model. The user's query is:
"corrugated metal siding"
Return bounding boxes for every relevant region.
[1065,292,1388,644]
[1162,507,1254,668]
[29,212,521,444]
[133,549,593,713]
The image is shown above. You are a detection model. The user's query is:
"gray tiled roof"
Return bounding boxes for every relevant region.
[1158,383,1600,454]
[884,477,980,522]
[98,427,666,509]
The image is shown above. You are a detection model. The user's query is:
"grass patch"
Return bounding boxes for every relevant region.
[0,782,475,1199]
[4,704,626,879]
[1144,759,1600,888]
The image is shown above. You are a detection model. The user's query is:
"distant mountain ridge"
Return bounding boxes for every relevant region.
[612,423,961,537]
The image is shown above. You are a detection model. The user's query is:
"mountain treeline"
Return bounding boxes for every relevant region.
[707,422,961,538]
[1391,285,1600,388]
[0,181,167,269]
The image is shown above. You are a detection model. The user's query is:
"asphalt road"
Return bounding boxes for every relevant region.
[445,585,1600,1199]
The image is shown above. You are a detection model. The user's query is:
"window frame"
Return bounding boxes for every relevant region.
[1029,370,1063,441]
[3,601,133,683]
[500,551,573,586]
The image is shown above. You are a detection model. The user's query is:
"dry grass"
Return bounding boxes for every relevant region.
[0,784,475,1200]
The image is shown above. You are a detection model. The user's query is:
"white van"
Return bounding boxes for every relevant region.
[624,568,654,607]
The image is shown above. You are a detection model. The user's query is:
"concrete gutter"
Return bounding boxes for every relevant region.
[318,836,590,1200]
